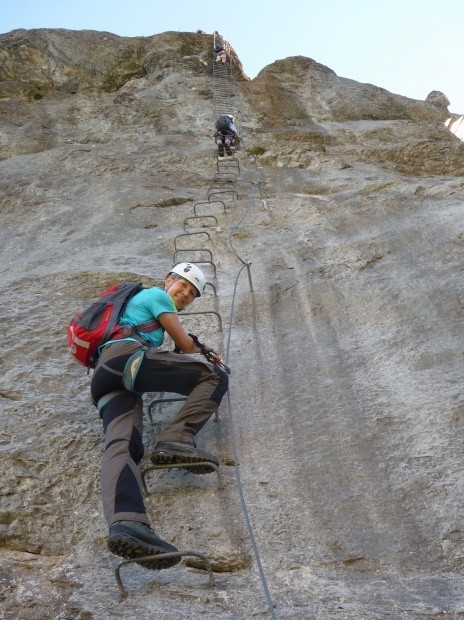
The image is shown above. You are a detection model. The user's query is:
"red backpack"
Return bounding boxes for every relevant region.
[67,282,160,370]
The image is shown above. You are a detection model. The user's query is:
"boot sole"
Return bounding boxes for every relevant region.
[108,536,181,570]
[151,450,218,474]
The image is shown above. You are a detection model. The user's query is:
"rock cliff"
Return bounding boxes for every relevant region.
[1,29,463,619]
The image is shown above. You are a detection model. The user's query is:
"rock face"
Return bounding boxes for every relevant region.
[447,115,464,141]
[1,29,464,620]
[426,90,451,109]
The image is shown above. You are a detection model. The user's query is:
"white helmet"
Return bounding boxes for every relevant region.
[227,114,234,122]
[169,262,206,297]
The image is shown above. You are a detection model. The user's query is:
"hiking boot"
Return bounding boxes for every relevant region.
[151,441,219,474]
[108,520,180,570]
[225,146,233,157]
[217,144,225,157]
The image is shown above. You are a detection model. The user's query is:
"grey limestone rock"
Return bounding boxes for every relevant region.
[1,27,463,620]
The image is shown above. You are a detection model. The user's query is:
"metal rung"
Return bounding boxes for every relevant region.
[147,396,187,423]
[194,200,226,215]
[212,176,236,184]
[216,160,240,174]
[171,254,217,277]
[115,550,215,599]
[183,215,219,230]
[207,183,236,194]
[213,172,237,182]
[179,310,223,331]
[207,189,239,201]
[216,157,239,165]
[204,282,217,296]
[142,461,220,496]
[174,231,211,250]
[173,248,213,264]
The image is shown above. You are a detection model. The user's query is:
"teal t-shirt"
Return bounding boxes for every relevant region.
[118,287,177,348]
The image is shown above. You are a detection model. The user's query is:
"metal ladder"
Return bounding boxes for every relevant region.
[212,33,236,120]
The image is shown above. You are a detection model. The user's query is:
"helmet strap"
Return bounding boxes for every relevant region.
[165,273,180,294]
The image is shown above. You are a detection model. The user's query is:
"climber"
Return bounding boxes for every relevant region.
[214,114,239,158]
[90,262,229,569]
[214,45,229,64]
[213,31,229,64]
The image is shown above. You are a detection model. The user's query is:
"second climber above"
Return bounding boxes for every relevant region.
[214,114,239,158]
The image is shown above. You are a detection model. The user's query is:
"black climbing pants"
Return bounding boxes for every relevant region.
[90,340,228,526]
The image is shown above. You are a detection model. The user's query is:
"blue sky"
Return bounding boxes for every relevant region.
[2,0,463,114]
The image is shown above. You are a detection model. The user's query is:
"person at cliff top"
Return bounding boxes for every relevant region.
[214,115,239,158]
[90,262,229,569]
[214,45,229,64]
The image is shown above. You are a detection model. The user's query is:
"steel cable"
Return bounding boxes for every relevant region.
[223,265,277,620]
[211,34,276,617]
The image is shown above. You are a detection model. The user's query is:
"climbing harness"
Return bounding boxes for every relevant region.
[122,347,147,392]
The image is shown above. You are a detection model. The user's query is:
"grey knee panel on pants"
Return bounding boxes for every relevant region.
[97,389,127,418]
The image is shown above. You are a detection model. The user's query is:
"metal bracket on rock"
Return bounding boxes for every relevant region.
[207,188,239,201]
[115,550,216,600]
[216,158,240,175]
[173,231,211,249]
[179,310,223,330]
[141,460,222,496]
[146,396,187,425]
[184,215,219,230]
[194,200,226,215]
[172,253,217,278]
[213,172,237,182]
